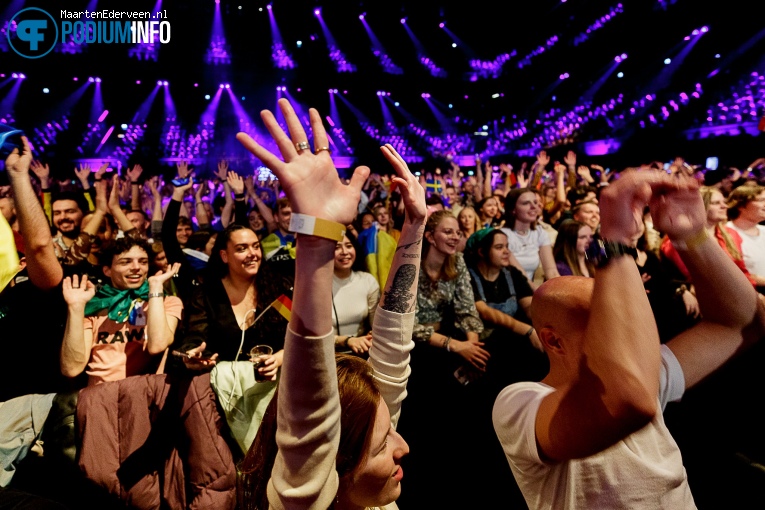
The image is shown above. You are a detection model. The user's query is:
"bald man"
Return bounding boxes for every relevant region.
[493,172,763,509]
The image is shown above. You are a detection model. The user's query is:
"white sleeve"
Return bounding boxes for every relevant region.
[658,343,685,410]
[268,328,340,510]
[493,382,555,469]
[368,307,415,430]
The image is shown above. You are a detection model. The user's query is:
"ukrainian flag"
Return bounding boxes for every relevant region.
[356,226,397,289]
[0,213,20,292]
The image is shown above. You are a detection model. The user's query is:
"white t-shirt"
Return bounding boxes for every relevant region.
[332,271,381,336]
[501,227,551,281]
[493,345,696,510]
[726,222,765,277]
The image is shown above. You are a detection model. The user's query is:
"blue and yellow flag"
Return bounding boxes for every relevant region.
[357,226,397,289]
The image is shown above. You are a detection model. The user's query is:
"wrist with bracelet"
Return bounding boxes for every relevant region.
[671,228,709,251]
[442,336,453,352]
[289,213,346,242]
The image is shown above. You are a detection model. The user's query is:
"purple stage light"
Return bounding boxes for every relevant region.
[400,18,406,24]
[359,13,365,20]
[163,81,168,86]
[95,77,101,83]
[692,29,700,36]
[225,84,230,89]
[439,22,444,28]
[158,80,163,85]
[88,77,95,83]
[73,77,78,81]
[701,26,709,33]
[421,93,431,98]
[614,56,622,62]
[11,73,18,78]
[314,8,321,16]
[98,110,109,123]
[136,80,141,84]
[266,4,271,9]
[19,73,25,79]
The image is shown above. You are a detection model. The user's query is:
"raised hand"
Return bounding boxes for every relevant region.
[194,181,207,201]
[94,179,109,212]
[108,175,122,211]
[62,274,96,309]
[30,160,51,187]
[171,174,194,201]
[536,150,550,169]
[577,165,594,183]
[146,176,161,198]
[563,150,576,168]
[176,161,191,179]
[96,162,109,181]
[5,136,33,175]
[236,98,369,225]
[380,144,426,224]
[648,176,704,242]
[74,164,92,184]
[244,175,256,193]
[517,167,529,188]
[226,170,245,196]
[148,262,181,290]
[127,164,143,183]
[215,160,229,181]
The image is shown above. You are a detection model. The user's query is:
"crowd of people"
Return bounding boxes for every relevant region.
[1,98,765,509]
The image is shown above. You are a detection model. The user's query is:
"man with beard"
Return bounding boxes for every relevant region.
[50,192,91,266]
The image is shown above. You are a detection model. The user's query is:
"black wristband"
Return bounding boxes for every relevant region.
[131,181,140,185]
[234,192,245,199]
[41,187,50,192]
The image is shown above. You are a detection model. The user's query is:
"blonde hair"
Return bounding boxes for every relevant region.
[457,206,481,236]
[423,210,459,281]
[701,186,741,260]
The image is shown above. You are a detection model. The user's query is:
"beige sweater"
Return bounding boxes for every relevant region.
[268,307,415,510]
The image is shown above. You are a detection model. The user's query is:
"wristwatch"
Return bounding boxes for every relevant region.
[585,238,638,269]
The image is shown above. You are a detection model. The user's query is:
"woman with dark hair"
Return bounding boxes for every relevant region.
[332,231,380,354]
[552,220,595,277]
[476,196,501,228]
[501,188,559,288]
[179,224,292,378]
[236,98,426,510]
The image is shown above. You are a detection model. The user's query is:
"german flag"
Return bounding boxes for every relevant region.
[272,295,292,321]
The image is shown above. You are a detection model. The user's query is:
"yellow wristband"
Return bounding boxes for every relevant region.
[672,228,709,251]
[289,213,346,242]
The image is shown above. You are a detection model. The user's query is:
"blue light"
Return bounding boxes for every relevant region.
[617,72,624,78]
[664,58,671,65]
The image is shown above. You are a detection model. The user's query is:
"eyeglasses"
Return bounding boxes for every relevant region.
[436,229,464,239]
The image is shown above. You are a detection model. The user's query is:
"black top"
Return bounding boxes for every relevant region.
[178,262,293,362]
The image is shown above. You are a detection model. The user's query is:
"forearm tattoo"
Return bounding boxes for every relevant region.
[382,264,417,313]
[395,237,422,252]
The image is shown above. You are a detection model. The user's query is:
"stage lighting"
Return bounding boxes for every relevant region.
[314,9,321,16]
[448,104,453,108]
[617,72,624,78]
[43,88,50,94]
[359,13,365,20]
[11,73,18,78]
[225,84,230,89]
[95,77,101,83]
[194,83,198,87]
[691,29,699,36]
[158,80,163,85]
[205,95,211,100]
[452,43,457,48]
[421,93,431,98]
[701,26,709,33]
[400,18,406,24]
[220,84,225,89]
[266,4,271,9]
[297,40,302,47]
[394,102,400,107]
[88,77,95,83]
[19,74,26,79]
[121,124,128,129]
[439,22,445,28]
[73,77,79,81]
[163,81,168,86]
[664,58,671,65]
[136,80,141,84]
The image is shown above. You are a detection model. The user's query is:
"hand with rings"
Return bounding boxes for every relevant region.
[295,141,310,152]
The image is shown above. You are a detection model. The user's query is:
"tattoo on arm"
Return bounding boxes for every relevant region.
[381,264,417,313]
[395,238,422,253]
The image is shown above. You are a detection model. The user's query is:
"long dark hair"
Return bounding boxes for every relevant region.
[241,354,381,509]
[503,188,540,231]
[206,224,258,279]
[553,220,594,277]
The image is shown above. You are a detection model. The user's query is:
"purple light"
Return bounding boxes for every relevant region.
[225,84,230,89]
[19,73,26,79]
[98,110,109,122]
[621,53,627,59]
[314,8,321,16]
[11,73,18,78]
[194,83,198,87]
[158,80,163,85]
[691,29,700,36]
[163,81,168,86]
[439,22,444,28]
[88,77,95,83]
[73,77,78,81]
[614,56,622,63]
[95,77,101,83]
[220,84,225,89]
[136,80,141,84]
[326,116,335,127]
[421,93,431,98]
[266,4,271,9]
[400,18,406,24]
[701,26,709,33]
[359,13,365,20]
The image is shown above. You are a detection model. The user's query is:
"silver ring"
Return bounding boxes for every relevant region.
[295,141,310,152]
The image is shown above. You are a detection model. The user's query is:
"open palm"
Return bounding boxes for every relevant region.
[237,98,368,226]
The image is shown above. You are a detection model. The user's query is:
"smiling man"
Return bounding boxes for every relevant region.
[60,237,182,385]
[50,192,91,265]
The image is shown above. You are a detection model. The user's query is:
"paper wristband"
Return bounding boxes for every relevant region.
[289,213,346,242]
[671,228,709,251]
